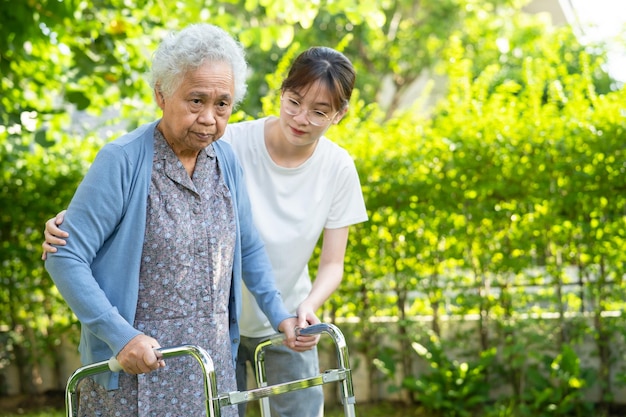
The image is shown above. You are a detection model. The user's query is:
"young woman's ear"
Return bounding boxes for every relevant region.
[332,106,349,125]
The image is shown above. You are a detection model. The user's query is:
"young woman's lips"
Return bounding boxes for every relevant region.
[290,126,306,135]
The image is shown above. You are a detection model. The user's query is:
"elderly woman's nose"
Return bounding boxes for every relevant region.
[197,107,217,124]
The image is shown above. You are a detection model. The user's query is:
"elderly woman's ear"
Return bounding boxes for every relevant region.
[155,88,165,107]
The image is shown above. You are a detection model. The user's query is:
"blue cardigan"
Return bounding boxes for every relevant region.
[45,120,292,389]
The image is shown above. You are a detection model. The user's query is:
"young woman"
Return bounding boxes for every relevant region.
[43,46,367,417]
[226,46,367,417]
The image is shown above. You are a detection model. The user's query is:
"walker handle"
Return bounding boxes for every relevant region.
[108,348,163,372]
[265,323,328,345]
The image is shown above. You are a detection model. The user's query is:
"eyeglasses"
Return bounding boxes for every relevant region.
[281,96,337,127]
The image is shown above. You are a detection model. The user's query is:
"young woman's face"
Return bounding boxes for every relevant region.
[278,80,346,147]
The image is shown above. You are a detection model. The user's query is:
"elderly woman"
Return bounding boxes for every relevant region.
[44,23,299,417]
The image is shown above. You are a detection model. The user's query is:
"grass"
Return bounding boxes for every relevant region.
[244,401,414,417]
[0,410,63,417]
[0,401,414,417]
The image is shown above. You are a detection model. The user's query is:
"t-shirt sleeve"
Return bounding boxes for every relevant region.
[325,153,368,229]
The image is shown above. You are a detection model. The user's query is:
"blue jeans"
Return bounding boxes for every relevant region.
[236,335,324,417]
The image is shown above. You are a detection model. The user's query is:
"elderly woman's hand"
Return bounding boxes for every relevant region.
[116,334,165,374]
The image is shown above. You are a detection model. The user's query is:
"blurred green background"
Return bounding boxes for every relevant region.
[2,1,625,416]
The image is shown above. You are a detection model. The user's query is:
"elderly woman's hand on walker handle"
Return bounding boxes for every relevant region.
[108,334,165,373]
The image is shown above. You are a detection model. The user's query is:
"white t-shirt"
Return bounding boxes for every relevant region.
[222,117,368,337]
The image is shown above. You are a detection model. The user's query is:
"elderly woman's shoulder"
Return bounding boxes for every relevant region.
[94,121,159,165]
[213,139,237,160]
[111,121,159,148]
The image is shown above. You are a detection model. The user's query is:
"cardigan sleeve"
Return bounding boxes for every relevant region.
[45,143,142,356]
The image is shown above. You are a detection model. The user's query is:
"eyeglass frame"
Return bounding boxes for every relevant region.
[280,95,340,127]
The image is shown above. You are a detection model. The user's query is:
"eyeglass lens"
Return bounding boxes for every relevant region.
[282,98,330,126]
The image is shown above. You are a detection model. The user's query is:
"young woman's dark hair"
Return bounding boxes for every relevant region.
[281,47,356,111]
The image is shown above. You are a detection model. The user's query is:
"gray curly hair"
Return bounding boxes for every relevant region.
[150,23,248,105]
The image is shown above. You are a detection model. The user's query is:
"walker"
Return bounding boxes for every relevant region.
[64,322,357,417]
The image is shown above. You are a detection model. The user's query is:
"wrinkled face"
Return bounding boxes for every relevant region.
[155,61,234,154]
[279,80,347,147]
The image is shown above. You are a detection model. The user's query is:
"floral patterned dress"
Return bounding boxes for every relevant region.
[78,130,239,417]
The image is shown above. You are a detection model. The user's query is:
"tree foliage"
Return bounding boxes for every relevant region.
[336,7,625,415]
[4,0,513,395]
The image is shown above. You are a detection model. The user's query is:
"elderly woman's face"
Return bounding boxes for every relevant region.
[156,61,234,153]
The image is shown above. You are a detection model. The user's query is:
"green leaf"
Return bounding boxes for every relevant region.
[65,90,91,111]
